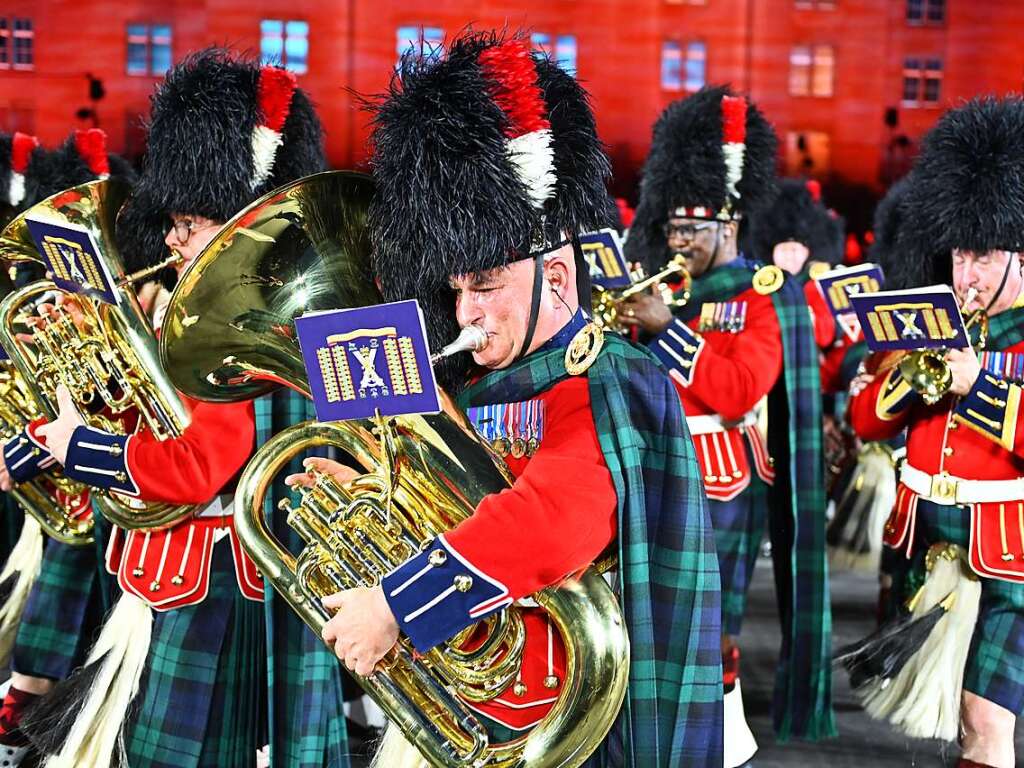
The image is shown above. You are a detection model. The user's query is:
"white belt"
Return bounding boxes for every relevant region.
[195,494,234,519]
[686,409,759,436]
[900,463,1024,505]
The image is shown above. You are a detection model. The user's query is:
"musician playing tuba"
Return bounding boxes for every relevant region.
[285,32,724,767]
[11,49,326,768]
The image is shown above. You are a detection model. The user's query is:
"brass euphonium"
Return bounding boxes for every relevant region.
[592,252,691,333]
[0,179,195,530]
[0,265,93,545]
[159,171,630,768]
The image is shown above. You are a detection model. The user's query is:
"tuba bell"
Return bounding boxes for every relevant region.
[159,170,630,768]
[0,179,195,530]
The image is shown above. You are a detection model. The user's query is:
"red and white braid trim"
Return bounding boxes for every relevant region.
[251,67,298,190]
[721,96,748,208]
[9,132,38,206]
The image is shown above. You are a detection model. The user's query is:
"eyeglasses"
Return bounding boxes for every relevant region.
[170,218,210,245]
[664,221,718,240]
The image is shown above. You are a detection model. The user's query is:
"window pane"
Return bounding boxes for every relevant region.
[396,26,419,59]
[0,19,9,68]
[13,18,31,33]
[284,21,309,74]
[685,41,706,91]
[924,58,941,71]
[555,35,576,76]
[150,24,172,74]
[789,46,811,96]
[13,37,31,67]
[126,25,149,75]
[422,27,444,58]
[923,76,941,102]
[902,76,919,103]
[812,45,834,97]
[926,0,945,21]
[531,32,551,55]
[261,20,284,66]
[661,41,682,91]
[906,0,923,21]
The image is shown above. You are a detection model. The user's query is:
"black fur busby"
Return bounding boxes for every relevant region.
[367,30,613,385]
[750,178,840,267]
[0,132,48,220]
[118,47,325,278]
[625,85,778,271]
[868,174,916,288]
[899,96,1024,287]
[35,130,136,201]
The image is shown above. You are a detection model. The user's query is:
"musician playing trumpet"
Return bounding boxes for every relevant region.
[287,32,724,767]
[847,98,1024,768]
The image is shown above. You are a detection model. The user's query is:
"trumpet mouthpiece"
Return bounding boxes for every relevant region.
[431,324,488,363]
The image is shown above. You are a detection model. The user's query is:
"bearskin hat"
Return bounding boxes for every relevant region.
[367,30,613,385]
[36,129,136,201]
[868,174,915,287]
[750,178,840,266]
[899,96,1024,287]
[117,47,326,279]
[625,85,778,271]
[0,132,48,220]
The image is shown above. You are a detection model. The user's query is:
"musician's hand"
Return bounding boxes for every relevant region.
[35,385,84,465]
[0,455,11,492]
[849,372,876,397]
[284,457,359,489]
[619,290,673,335]
[321,585,399,676]
[947,346,982,396]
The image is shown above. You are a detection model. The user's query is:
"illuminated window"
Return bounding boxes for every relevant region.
[0,20,9,69]
[126,24,172,76]
[396,26,444,63]
[661,41,682,91]
[907,0,944,23]
[0,18,33,71]
[685,41,706,91]
[902,57,942,106]
[261,19,309,74]
[790,44,834,97]
[531,33,577,76]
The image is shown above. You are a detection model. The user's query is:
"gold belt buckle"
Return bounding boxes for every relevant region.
[930,472,958,505]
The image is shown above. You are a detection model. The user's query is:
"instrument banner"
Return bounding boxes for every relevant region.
[850,284,968,352]
[580,228,631,289]
[24,217,120,305]
[294,299,441,422]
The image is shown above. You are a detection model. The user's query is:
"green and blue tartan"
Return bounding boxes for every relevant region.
[675,258,835,740]
[256,390,351,768]
[910,500,1024,714]
[12,537,104,681]
[458,332,724,767]
[710,476,769,635]
[125,542,266,768]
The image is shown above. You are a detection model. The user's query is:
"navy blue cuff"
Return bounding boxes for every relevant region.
[63,426,138,495]
[648,319,704,386]
[382,534,512,653]
[954,371,1020,450]
[3,428,55,484]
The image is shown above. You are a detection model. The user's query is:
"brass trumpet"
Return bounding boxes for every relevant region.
[0,179,194,530]
[159,171,630,768]
[592,252,691,333]
[868,287,989,405]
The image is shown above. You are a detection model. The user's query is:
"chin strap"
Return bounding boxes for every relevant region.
[513,252,547,364]
[571,234,591,313]
[983,254,1014,314]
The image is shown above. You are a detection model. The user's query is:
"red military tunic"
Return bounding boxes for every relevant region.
[849,342,1024,581]
[647,283,781,499]
[381,373,617,732]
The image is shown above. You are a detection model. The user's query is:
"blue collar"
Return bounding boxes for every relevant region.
[535,309,587,354]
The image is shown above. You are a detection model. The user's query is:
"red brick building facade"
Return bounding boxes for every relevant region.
[0,0,1021,224]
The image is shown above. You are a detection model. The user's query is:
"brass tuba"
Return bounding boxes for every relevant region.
[159,171,630,768]
[592,252,691,333]
[0,179,195,530]
[0,264,93,545]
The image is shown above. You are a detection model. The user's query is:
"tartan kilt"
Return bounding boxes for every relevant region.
[257,391,350,768]
[125,540,267,768]
[12,538,104,680]
[708,475,769,636]
[913,500,1024,715]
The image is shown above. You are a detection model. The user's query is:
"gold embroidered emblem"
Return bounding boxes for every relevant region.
[565,323,604,376]
[753,265,784,295]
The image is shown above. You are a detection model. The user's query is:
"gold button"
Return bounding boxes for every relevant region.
[110,444,123,456]
[943,447,953,456]
[171,575,184,586]
[428,549,447,567]
[149,580,161,592]
[115,471,127,482]
[132,567,144,577]
[513,681,527,696]
[454,575,473,592]
[543,674,560,689]
[949,421,958,429]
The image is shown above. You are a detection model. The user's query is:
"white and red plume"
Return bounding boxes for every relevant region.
[479,39,556,210]
[9,132,38,206]
[251,67,298,190]
[74,128,111,179]
[721,95,747,217]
